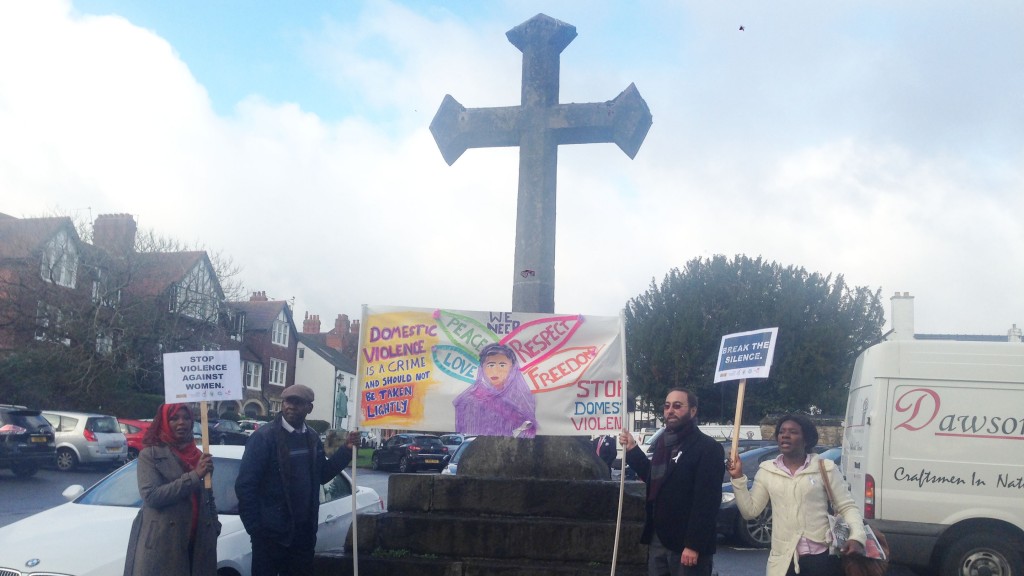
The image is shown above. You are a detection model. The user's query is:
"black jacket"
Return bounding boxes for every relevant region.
[235,415,351,546]
[625,426,725,555]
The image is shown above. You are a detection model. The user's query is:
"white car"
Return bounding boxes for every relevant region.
[0,445,384,576]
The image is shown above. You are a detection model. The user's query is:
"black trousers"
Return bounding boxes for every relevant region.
[648,534,714,576]
[251,527,317,576]
[786,551,843,576]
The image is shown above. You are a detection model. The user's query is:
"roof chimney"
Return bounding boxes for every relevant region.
[335,314,350,335]
[93,214,137,258]
[303,313,321,334]
[889,291,915,341]
[250,291,269,302]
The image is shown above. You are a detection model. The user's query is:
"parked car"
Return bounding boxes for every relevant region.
[371,433,449,473]
[193,418,249,445]
[0,445,384,576]
[0,404,56,477]
[441,436,476,476]
[117,418,151,461]
[237,419,264,436]
[42,410,127,472]
[439,433,466,453]
[718,445,839,547]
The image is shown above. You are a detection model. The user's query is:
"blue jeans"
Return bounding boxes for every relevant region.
[648,534,714,576]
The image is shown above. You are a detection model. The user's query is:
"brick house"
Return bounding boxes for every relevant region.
[1,214,87,350]
[223,292,298,418]
[0,212,239,412]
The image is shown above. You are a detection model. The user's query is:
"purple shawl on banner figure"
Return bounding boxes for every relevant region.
[452,343,537,437]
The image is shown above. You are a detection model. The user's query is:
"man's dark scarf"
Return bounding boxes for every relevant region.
[648,419,696,502]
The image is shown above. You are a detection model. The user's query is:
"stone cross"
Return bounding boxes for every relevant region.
[430,13,652,314]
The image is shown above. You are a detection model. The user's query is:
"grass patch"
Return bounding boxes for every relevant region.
[356,447,374,468]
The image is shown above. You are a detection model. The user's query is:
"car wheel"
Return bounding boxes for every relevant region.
[371,453,381,471]
[55,448,78,472]
[940,531,1022,576]
[398,456,413,473]
[735,502,772,548]
[10,462,39,477]
[218,436,227,445]
[127,448,140,461]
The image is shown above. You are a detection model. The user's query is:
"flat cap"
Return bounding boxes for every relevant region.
[281,384,314,403]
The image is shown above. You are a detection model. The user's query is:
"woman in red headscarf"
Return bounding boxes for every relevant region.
[124,404,220,575]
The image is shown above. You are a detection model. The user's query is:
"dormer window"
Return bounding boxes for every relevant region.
[40,229,78,288]
[271,311,289,347]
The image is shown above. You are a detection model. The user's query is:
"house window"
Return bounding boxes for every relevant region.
[96,332,113,355]
[35,302,70,346]
[91,268,120,307]
[298,348,304,359]
[40,229,78,288]
[244,362,262,390]
[269,358,287,386]
[232,312,246,342]
[271,312,289,347]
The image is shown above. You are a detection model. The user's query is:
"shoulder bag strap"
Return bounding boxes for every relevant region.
[818,459,836,513]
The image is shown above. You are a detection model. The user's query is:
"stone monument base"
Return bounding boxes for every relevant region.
[315,437,649,575]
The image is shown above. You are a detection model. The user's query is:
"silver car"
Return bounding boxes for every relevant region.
[42,410,127,471]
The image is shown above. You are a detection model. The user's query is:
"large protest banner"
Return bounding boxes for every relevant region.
[357,306,624,436]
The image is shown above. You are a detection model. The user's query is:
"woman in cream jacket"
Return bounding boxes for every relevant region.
[728,414,865,576]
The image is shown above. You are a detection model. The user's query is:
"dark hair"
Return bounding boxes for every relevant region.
[774,414,818,451]
[667,388,698,409]
[479,343,517,365]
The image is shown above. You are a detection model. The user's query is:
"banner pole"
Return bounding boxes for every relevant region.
[729,379,747,464]
[610,310,629,576]
[351,304,370,576]
[199,400,212,489]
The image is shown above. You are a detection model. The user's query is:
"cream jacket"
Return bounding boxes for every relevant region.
[731,454,865,576]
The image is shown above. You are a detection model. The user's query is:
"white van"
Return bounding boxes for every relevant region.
[842,339,1024,576]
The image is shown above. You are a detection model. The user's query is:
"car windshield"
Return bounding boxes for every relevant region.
[87,417,120,434]
[76,457,241,514]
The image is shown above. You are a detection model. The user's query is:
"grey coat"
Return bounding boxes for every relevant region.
[123,445,221,576]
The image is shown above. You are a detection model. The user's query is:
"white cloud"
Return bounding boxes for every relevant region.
[1,0,1021,337]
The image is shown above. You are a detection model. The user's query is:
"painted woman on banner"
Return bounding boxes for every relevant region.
[452,342,537,438]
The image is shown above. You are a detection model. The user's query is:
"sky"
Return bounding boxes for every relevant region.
[1,0,1022,336]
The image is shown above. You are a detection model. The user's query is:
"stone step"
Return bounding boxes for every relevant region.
[387,474,648,523]
[351,510,648,565]
[315,551,648,576]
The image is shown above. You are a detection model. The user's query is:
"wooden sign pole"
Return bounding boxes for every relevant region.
[729,379,747,464]
[199,400,212,489]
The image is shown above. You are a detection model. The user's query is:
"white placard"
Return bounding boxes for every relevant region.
[713,327,779,383]
[163,350,243,404]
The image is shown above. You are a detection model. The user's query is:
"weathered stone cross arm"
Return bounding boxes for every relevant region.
[431,84,651,165]
[428,13,652,313]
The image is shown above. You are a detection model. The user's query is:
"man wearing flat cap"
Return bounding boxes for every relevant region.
[236,384,359,575]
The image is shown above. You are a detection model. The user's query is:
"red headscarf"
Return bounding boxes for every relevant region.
[144,404,203,471]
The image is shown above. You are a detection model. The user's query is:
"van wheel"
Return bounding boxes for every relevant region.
[940,532,1021,576]
[735,503,772,548]
[55,448,78,472]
